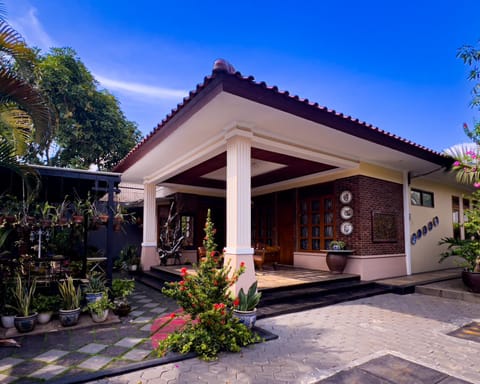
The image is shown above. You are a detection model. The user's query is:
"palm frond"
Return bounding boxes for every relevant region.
[0,67,49,139]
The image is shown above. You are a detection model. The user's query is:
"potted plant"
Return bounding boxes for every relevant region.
[439,191,480,292]
[325,240,352,274]
[439,236,480,292]
[7,274,37,333]
[120,244,140,272]
[0,280,15,328]
[72,197,85,224]
[87,294,114,323]
[58,276,82,326]
[111,278,135,316]
[83,272,107,304]
[33,294,60,324]
[232,281,262,328]
[329,240,346,250]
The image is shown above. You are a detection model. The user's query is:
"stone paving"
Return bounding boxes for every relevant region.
[0,283,178,383]
[91,293,480,384]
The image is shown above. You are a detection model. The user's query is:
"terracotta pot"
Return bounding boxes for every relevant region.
[462,270,480,293]
[73,215,84,224]
[326,250,351,274]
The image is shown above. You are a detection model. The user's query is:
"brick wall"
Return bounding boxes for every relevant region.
[334,176,404,255]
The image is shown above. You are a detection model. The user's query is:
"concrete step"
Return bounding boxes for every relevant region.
[257,283,391,319]
[415,278,480,304]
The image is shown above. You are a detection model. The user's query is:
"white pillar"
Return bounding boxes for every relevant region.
[141,182,159,270]
[223,130,256,295]
[403,171,412,275]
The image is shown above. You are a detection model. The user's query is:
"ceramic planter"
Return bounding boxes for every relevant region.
[59,308,81,327]
[85,292,104,305]
[1,314,15,329]
[462,270,480,293]
[233,309,257,328]
[14,313,38,333]
[325,250,353,274]
[37,312,53,325]
[91,309,109,323]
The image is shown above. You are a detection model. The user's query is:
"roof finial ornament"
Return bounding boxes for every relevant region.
[213,59,236,74]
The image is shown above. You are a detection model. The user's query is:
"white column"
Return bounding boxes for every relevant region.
[223,130,256,295]
[141,182,159,270]
[403,171,412,275]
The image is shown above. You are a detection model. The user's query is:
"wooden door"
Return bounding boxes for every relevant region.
[277,190,295,265]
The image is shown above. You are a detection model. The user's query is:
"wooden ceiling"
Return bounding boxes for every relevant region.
[165,148,336,189]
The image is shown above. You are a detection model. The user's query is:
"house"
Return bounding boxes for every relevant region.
[113,59,472,291]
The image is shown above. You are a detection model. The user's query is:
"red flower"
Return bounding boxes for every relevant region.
[213,303,225,311]
[233,298,240,307]
[179,280,185,286]
[210,251,216,257]
[240,261,245,268]
[180,267,188,276]
[169,313,176,319]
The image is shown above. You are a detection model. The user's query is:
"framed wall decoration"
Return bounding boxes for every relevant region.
[340,206,353,220]
[372,212,397,242]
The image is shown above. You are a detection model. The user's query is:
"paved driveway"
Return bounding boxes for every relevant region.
[95,293,480,383]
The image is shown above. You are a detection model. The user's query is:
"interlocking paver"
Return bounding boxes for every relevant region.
[129,310,145,317]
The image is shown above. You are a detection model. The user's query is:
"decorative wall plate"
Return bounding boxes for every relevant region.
[411,233,417,245]
[340,221,353,235]
[339,190,352,204]
[340,206,353,220]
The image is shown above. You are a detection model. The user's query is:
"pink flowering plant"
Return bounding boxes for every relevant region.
[159,209,261,361]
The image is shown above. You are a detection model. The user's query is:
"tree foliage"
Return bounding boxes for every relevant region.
[0,2,47,192]
[28,48,141,170]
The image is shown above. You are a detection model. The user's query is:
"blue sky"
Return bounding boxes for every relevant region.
[6,0,480,152]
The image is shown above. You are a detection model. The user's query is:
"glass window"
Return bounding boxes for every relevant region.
[411,189,434,208]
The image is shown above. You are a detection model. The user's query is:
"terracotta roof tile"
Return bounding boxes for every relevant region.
[113,60,449,172]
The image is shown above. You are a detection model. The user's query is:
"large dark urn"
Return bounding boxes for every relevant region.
[325,250,353,274]
[461,270,480,293]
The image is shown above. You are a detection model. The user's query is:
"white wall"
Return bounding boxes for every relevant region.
[409,178,469,273]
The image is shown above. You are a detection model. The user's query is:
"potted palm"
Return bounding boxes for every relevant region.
[232,281,262,328]
[83,272,107,304]
[8,274,37,333]
[111,278,135,316]
[58,276,82,326]
[87,294,114,323]
[439,191,480,292]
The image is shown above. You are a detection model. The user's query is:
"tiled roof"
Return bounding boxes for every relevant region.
[113,59,451,172]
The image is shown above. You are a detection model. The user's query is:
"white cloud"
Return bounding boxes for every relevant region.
[9,7,55,50]
[95,74,188,100]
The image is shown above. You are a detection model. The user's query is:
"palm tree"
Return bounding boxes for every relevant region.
[0,2,49,186]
